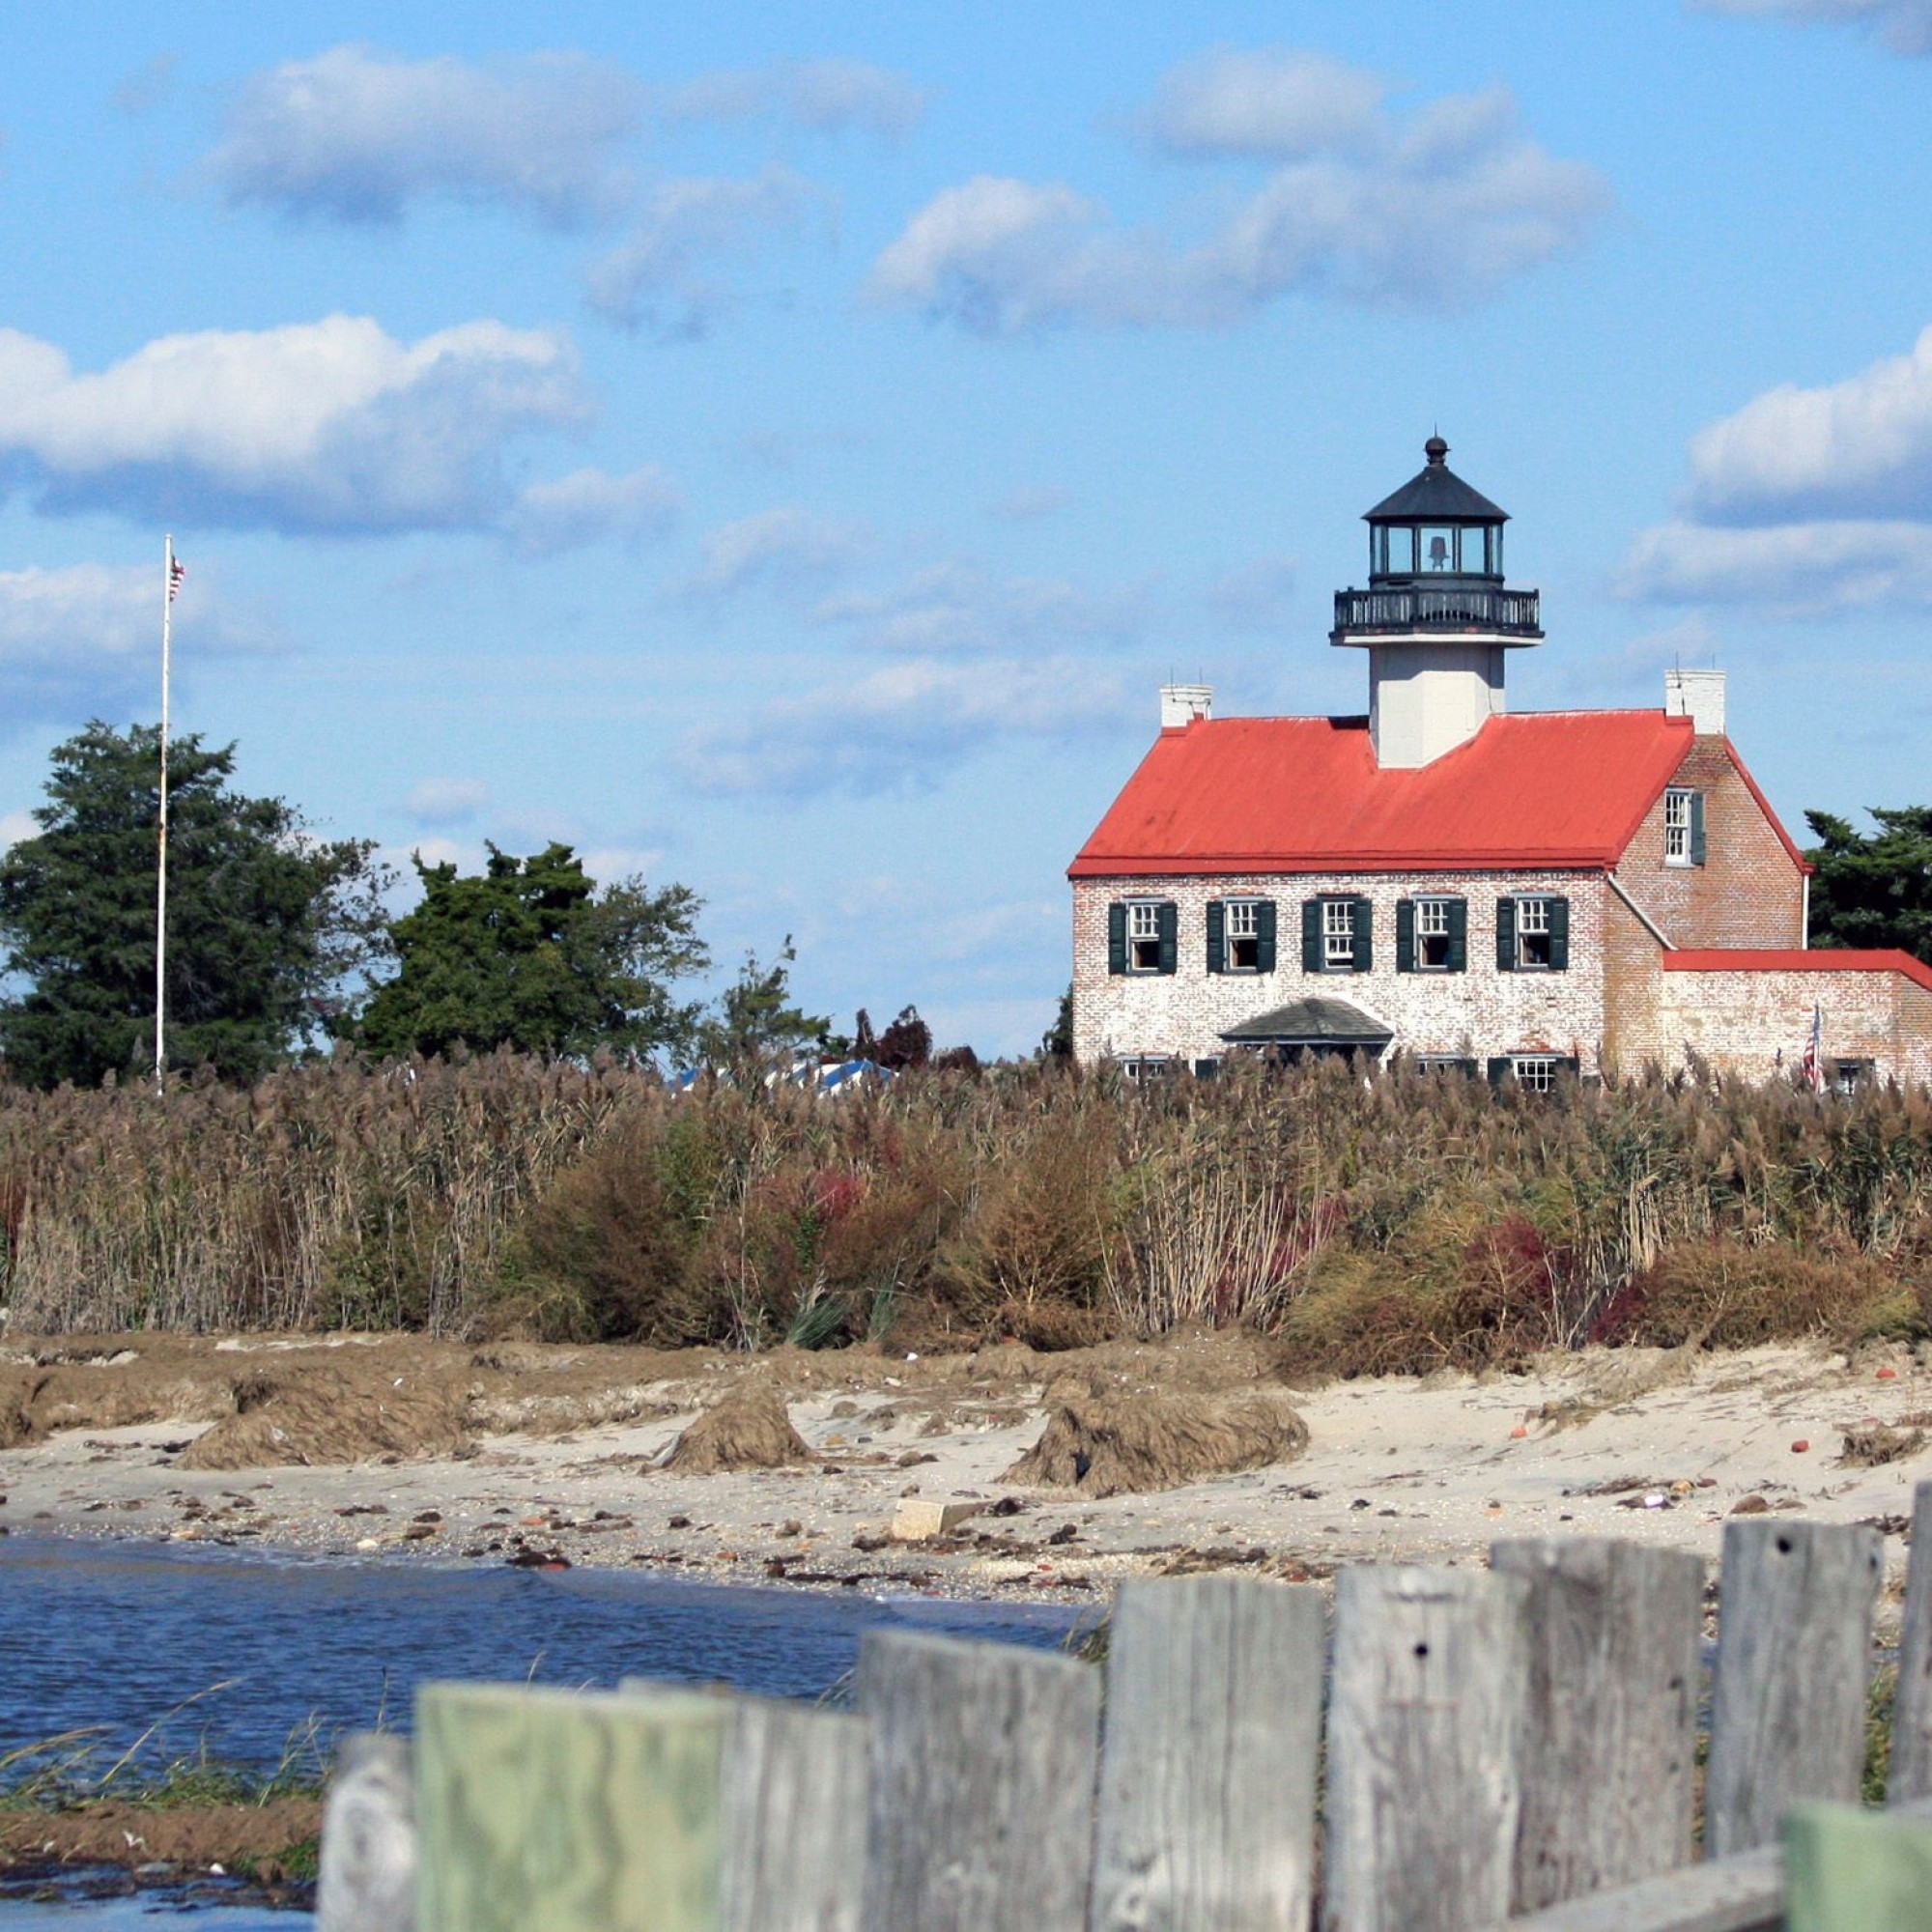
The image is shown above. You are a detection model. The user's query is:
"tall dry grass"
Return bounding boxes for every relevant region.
[4,1053,1931,1366]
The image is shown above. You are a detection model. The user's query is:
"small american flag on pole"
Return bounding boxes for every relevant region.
[167,555,185,603]
[1801,1001,1824,1094]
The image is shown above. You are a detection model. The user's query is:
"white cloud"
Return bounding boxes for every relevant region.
[582,844,669,886]
[681,654,1135,796]
[1626,326,1932,612]
[401,836,482,874]
[810,560,1151,655]
[0,315,586,536]
[0,562,278,724]
[1684,326,1932,524]
[1139,48,1386,159]
[503,465,680,557]
[205,44,641,225]
[681,506,869,596]
[1207,554,1299,632]
[868,57,1605,334]
[1618,519,1932,612]
[407,778,488,826]
[988,483,1069,522]
[0,810,39,849]
[583,169,819,338]
[1695,0,1932,55]
[660,59,926,138]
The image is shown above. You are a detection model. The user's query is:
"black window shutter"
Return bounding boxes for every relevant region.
[1107,903,1126,975]
[1156,901,1178,975]
[1495,896,1517,972]
[1690,793,1707,867]
[1487,1056,1513,1087]
[1395,898,1415,974]
[1301,898,1322,973]
[1256,899,1277,974]
[1548,896,1571,972]
[1352,896,1374,973]
[1206,899,1225,975]
[1447,898,1468,974]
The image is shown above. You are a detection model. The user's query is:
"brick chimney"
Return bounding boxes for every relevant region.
[1664,668,1725,736]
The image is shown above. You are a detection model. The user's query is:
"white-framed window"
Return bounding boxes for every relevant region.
[1323,898,1356,970]
[1417,1055,1478,1076]
[1127,900,1162,973]
[1122,1055,1170,1083]
[1664,788,1694,865]
[1226,897,1262,971]
[1416,896,1454,970]
[1512,1054,1560,1093]
[1833,1059,1872,1098]
[1516,896,1552,970]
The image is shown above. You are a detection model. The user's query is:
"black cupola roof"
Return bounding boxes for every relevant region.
[1363,435,1508,526]
[1331,434,1542,644]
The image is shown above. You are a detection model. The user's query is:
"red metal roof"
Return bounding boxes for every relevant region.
[1663,950,1932,995]
[1069,710,1699,877]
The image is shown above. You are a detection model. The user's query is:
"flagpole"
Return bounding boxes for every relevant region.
[156,535,173,1094]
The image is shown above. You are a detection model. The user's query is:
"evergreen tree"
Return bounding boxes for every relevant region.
[356,843,707,1062]
[698,937,830,1067]
[1804,808,1932,963]
[1040,983,1074,1059]
[0,722,389,1088]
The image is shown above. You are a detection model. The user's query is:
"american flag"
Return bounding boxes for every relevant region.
[168,555,185,603]
[1801,1002,1824,1094]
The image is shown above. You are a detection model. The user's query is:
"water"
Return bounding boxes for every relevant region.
[0,1537,1087,1921]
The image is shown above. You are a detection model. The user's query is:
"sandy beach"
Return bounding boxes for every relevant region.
[4,1329,1929,1611]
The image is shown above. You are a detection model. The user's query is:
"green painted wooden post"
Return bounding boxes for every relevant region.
[1784,1803,1932,1932]
[415,1683,729,1932]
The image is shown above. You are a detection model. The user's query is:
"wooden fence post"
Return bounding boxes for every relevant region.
[1888,1480,1932,1804]
[316,1731,414,1932]
[720,1696,867,1932]
[856,1630,1100,1932]
[623,1680,867,1932]
[1784,1802,1932,1932]
[414,1683,729,1932]
[1323,1565,1533,1932]
[1705,1520,1882,1858]
[1088,1576,1324,1932]
[1491,1537,1703,1912]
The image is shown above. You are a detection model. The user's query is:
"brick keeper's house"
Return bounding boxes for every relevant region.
[1069,437,1932,1091]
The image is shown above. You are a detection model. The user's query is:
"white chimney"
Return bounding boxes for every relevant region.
[1664,668,1726,736]
[1159,683,1213,729]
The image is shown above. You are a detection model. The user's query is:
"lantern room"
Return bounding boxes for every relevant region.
[1366,434,1505,582]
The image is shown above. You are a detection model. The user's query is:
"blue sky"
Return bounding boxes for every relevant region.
[2,0,1930,1055]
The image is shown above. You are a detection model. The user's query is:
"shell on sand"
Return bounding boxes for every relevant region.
[663,1381,815,1474]
[1002,1389,1309,1497]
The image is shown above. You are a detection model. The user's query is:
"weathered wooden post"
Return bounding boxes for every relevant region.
[1491,1538,1703,1912]
[1887,1479,1932,1804]
[1088,1576,1324,1932]
[620,1681,868,1932]
[316,1731,415,1932]
[414,1683,729,1932]
[1785,1802,1932,1932]
[1323,1565,1532,1932]
[1705,1520,1883,1858]
[856,1630,1100,1932]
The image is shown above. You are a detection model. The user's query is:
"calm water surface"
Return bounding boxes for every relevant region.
[0,1536,1086,1922]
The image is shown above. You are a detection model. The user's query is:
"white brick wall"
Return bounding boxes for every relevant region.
[1627,965,1932,1087]
[1071,870,1607,1070]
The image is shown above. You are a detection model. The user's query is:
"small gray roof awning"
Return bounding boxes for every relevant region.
[1219,996,1394,1051]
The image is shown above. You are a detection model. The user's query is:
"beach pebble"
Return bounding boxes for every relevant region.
[1791,1438,1810,1453]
